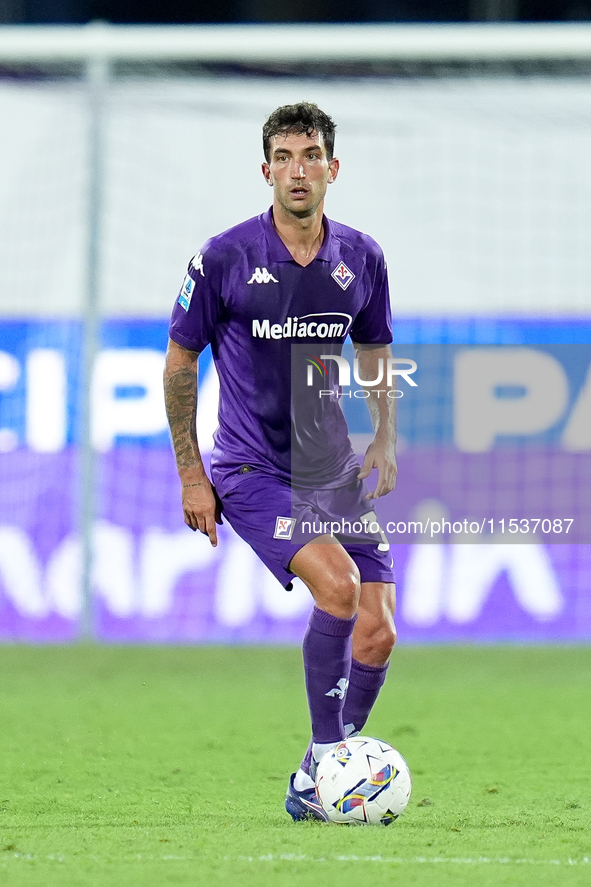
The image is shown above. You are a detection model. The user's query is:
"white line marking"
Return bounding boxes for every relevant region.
[232,854,591,866]
[4,853,590,867]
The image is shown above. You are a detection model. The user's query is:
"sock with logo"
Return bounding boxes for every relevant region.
[342,657,389,735]
[302,605,356,749]
[298,658,389,781]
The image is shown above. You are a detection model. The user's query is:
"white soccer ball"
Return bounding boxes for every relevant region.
[315,736,412,825]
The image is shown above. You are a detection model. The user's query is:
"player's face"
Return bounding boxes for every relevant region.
[262,131,339,219]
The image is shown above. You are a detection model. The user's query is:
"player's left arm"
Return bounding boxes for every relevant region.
[353,342,397,499]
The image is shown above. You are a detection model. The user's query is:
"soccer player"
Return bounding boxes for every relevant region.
[164,103,397,821]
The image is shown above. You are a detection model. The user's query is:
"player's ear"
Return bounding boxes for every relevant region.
[262,162,273,186]
[328,157,339,184]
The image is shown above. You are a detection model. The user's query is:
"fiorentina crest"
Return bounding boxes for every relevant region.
[331,261,355,290]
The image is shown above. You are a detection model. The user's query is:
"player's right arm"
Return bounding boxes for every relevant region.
[163,337,220,546]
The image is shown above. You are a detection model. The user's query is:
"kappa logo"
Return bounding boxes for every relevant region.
[331,261,355,290]
[273,516,296,540]
[248,267,278,284]
[190,252,205,277]
[325,678,349,699]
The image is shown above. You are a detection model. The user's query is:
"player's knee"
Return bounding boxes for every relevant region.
[375,619,397,660]
[357,616,397,664]
[321,565,361,617]
[335,566,361,612]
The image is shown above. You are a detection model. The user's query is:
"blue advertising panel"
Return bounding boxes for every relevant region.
[0,318,590,642]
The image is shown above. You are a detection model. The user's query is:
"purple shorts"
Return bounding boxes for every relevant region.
[218,469,395,589]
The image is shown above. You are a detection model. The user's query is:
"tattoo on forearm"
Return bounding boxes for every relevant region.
[163,367,201,469]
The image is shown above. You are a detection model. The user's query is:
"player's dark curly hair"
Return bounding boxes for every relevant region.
[262,103,336,162]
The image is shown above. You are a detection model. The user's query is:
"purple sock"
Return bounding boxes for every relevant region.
[342,657,389,735]
[300,657,389,775]
[302,605,356,745]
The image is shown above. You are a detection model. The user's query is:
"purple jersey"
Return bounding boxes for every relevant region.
[169,208,392,495]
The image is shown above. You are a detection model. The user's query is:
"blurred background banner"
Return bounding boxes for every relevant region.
[0,23,590,641]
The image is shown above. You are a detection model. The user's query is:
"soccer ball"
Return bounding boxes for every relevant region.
[315,736,412,825]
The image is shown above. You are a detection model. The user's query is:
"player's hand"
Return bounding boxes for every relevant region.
[181,475,222,546]
[358,440,398,499]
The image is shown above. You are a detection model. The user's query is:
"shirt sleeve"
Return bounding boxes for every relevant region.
[349,250,393,345]
[168,244,223,353]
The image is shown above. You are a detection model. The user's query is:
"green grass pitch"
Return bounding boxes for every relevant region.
[0,644,590,887]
